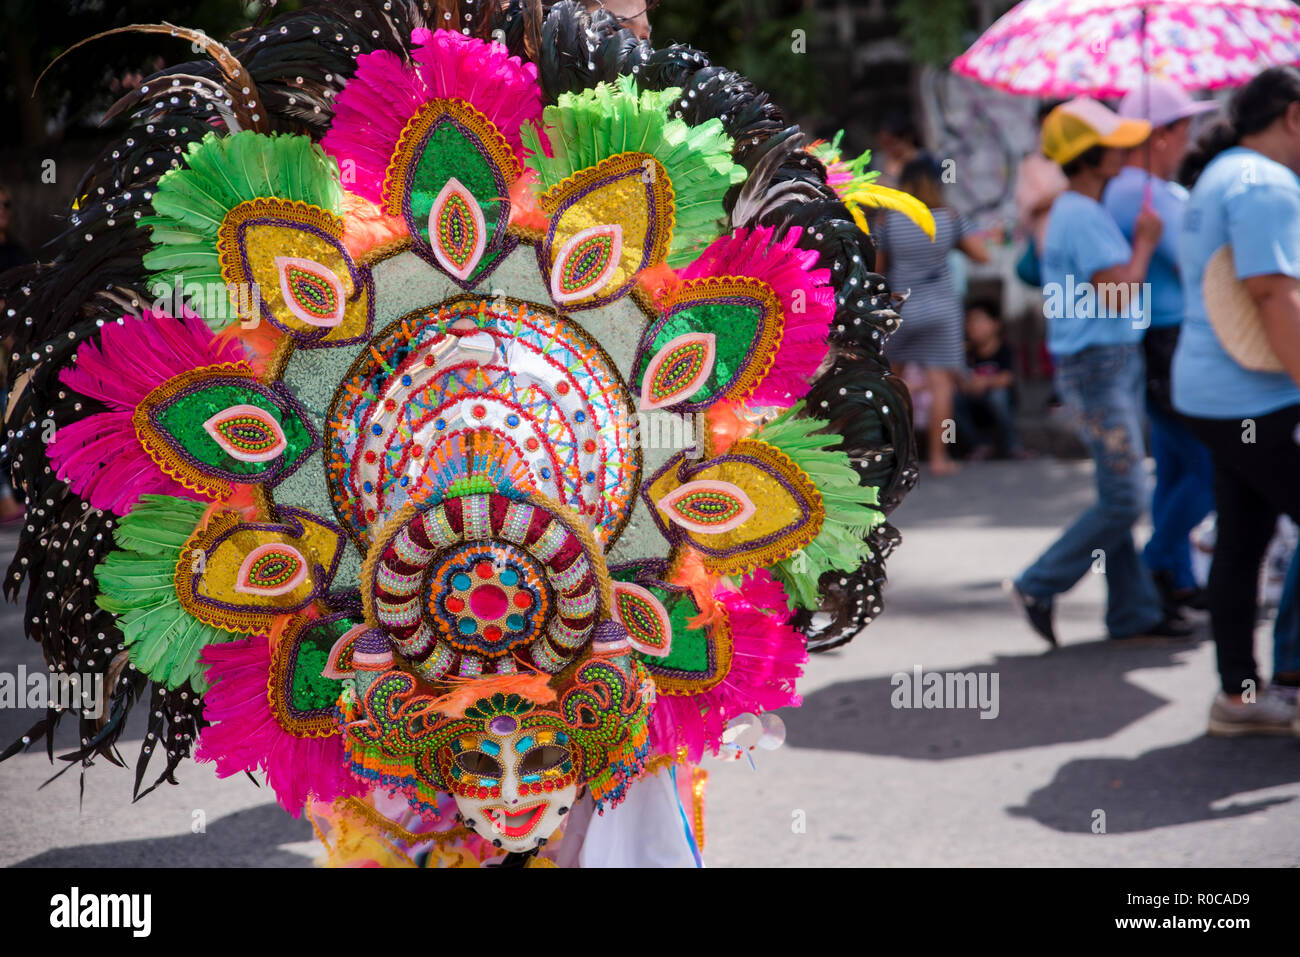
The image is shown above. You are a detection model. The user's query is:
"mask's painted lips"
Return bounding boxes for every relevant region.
[483,802,547,837]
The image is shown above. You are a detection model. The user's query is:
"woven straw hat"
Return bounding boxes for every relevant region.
[1202,245,1284,373]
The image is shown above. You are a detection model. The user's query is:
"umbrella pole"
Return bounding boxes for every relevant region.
[1142,4,1153,205]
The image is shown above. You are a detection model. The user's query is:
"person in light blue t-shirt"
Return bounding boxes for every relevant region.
[1011,97,1189,647]
[1104,79,1218,617]
[1038,189,1147,354]
[1174,66,1300,737]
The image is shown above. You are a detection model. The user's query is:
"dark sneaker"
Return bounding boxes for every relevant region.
[1111,616,1195,642]
[1152,569,1208,615]
[1208,686,1297,737]
[1177,586,1209,611]
[1005,580,1056,646]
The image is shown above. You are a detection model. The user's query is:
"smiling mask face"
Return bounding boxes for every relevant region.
[447,715,579,852]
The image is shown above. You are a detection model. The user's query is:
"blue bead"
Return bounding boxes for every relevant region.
[574,410,586,422]
[585,471,596,483]
[506,614,525,631]
[500,569,518,586]
[506,414,519,427]
[401,374,412,386]
[435,418,446,430]
[371,424,383,436]
[515,735,535,753]
[363,481,373,493]
[457,618,476,635]
[452,573,472,591]
[539,468,551,479]
[480,739,500,756]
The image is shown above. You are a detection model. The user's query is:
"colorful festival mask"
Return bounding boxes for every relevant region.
[1,2,920,869]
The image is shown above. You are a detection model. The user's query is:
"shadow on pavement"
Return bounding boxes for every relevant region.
[9,803,314,867]
[1007,736,1300,833]
[787,638,1207,760]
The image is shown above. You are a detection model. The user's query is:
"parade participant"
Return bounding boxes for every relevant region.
[1174,66,1300,736]
[1104,78,1218,615]
[1010,98,1190,646]
[0,0,918,865]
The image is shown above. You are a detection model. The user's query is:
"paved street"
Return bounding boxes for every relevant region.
[3,458,1299,867]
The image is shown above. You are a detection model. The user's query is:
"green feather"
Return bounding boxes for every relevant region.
[523,75,746,266]
[756,403,885,609]
[138,130,342,330]
[93,496,244,691]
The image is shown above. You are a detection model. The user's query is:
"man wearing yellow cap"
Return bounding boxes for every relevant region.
[1009,98,1191,646]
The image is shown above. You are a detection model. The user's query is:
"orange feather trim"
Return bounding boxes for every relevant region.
[671,549,727,630]
[508,169,549,233]
[706,401,757,455]
[198,484,260,530]
[428,672,556,718]
[214,322,282,376]
[636,260,681,306]
[341,192,407,259]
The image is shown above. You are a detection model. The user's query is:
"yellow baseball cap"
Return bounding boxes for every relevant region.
[1041,97,1151,166]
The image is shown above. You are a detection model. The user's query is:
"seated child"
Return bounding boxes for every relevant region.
[955,300,1026,459]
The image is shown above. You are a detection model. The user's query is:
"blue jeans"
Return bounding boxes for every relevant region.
[1142,404,1215,590]
[1016,344,1165,637]
[1274,547,1300,680]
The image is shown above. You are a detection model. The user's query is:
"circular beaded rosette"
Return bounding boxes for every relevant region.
[2,1,918,866]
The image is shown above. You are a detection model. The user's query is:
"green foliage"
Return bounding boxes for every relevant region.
[896,0,969,66]
[652,0,821,115]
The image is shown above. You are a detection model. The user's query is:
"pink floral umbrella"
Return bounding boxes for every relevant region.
[953,0,1300,98]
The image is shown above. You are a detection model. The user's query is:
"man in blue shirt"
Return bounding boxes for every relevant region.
[1010,97,1190,645]
[1104,79,1218,616]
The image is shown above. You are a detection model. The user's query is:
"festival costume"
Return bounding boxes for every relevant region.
[0,0,919,867]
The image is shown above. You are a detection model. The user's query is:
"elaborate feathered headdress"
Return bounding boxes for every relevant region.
[0,0,917,865]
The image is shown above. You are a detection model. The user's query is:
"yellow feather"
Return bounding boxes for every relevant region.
[843,183,937,241]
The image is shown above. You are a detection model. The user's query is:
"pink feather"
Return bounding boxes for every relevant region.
[679,225,835,407]
[49,309,242,514]
[196,636,364,817]
[322,29,542,206]
[649,569,808,762]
